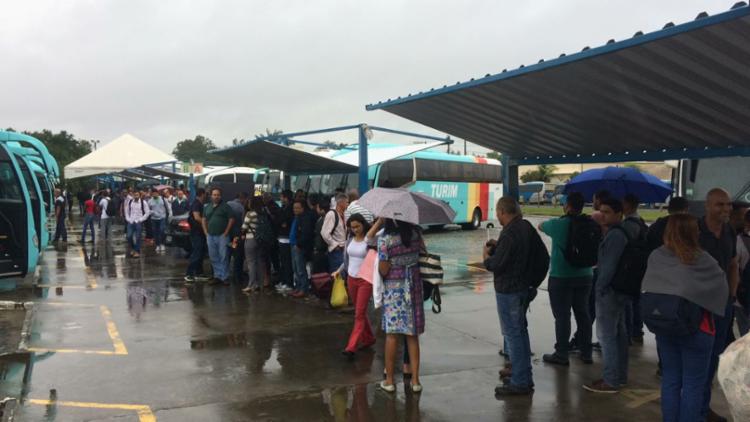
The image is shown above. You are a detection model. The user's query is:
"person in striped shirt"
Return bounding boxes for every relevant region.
[344,189,374,224]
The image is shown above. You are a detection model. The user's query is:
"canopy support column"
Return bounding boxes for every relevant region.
[358,124,369,194]
[502,155,519,200]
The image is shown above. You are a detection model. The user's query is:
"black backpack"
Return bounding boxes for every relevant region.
[524,220,550,290]
[641,292,704,337]
[610,218,650,297]
[105,198,117,216]
[564,215,602,267]
[253,212,276,249]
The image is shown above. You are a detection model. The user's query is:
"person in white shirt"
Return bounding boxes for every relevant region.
[125,191,151,258]
[99,192,112,240]
[321,193,348,272]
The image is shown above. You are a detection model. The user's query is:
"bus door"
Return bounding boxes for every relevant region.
[0,145,31,278]
[15,154,46,252]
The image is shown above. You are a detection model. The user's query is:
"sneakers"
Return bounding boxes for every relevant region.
[542,353,570,366]
[276,285,292,293]
[583,379,619,394]
[494,384,534,396]
[195,275,211,282]
[378,381,396,393]
[184,276,196,283]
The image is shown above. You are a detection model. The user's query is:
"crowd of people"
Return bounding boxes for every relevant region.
[484,187,749,422]
[49,182,750,420]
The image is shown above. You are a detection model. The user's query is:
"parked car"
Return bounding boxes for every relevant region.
[165,213,192,252]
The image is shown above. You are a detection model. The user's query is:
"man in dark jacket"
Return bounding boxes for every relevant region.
[290,200,317,298]
[646,196,690,252]
[484,196,534,396]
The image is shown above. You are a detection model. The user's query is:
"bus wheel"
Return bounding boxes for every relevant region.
[461,209,481,230]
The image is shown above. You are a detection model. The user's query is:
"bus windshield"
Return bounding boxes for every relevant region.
[0,161,23,200]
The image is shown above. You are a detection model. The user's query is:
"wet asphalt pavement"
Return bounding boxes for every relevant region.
[0,216,733,421]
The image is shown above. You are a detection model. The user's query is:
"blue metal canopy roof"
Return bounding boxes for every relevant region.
[366,3,750,164]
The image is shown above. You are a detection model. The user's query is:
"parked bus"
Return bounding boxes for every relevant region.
[518,181,558,204]
[677,157,750,212]
[0,142,39,279]
[284,146,503,229]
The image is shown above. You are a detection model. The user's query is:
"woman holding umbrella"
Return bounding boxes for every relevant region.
[358,187,456,394]
[377,217,426,393]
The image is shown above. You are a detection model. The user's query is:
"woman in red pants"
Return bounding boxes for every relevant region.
[333,213,376,357]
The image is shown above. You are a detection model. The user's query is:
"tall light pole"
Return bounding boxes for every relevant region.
[90,140,100,150]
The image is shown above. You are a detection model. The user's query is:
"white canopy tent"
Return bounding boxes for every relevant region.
[64,133,176,179]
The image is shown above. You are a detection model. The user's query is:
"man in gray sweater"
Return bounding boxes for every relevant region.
[584,198,640,394]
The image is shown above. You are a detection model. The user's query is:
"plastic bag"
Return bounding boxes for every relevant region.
[330,274,349,308]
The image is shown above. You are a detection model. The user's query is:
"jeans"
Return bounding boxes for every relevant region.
[291,246,310,292]
[82,214,96,243]
[53,217,67,242]
[548,276,592,358]
[186,232,206,277]
[100,218,112,240]
[126,222,143,252]
[278,242,293,287]
[735,303,750,337]
[626,293,645,339]
[231,240,245,284]
[657,331,714,422]
[596,288,630,387]
[495,290,533,388]
[701,301,734,417]
[207,234,230,281]
[244,238,265,288]
[345,276,375,352]
[328,248,344,273]
[151,218,166,246]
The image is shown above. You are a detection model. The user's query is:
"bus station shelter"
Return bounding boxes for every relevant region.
[365,3,750,199]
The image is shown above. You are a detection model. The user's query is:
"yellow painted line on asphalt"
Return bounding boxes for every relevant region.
[100,305,128,355]
[28,304,127,355]
[28,399,156,422]
[621,388,661,409]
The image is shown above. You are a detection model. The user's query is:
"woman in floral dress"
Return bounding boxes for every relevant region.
[377,218,425,393]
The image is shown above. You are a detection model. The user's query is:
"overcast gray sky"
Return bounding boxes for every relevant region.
[0,0,729,155]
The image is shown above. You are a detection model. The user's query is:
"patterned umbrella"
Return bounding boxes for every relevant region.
[358,188,456,225]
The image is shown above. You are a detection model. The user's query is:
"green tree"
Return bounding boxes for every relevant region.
[520,164,558,183]
[172,135,216,162]
[486,151,502,160]
[19,129,93,189]
[254,129,284,141]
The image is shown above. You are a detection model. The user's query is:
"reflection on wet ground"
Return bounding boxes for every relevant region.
[0,217,733,421]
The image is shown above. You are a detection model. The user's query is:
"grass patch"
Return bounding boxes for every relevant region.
[521,206,668,222]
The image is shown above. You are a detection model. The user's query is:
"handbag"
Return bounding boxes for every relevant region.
[311,272,332,300]
[419,252,443,314]
[330,274,349,308]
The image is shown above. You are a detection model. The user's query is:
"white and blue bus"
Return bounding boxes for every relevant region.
[278,145,503,229]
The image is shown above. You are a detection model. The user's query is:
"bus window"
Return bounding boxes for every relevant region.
[212,174,234,183]
[309,175,322,193]
[236,173,254,184]
[293,175,310,191]
[0,162,23,200]
[378,159,414,187]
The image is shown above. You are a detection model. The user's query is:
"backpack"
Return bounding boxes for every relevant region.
[524,220,550,290]
[610,218,650,297]
[641,292,704,337]
[253,212,275,249]
[564,214,602,267]
[105,198,117,217]
[327,210,340,236]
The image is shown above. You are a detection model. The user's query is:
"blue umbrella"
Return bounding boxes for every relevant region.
[563,166,672,203]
